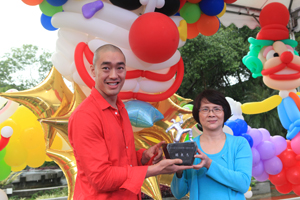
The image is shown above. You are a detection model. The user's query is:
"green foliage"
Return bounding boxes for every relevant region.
[0,172,22,187]
[178,24,260,101]
[8,187,68,200]
[0,44,52,91]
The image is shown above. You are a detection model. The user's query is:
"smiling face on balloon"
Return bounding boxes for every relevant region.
[257,41,300,91]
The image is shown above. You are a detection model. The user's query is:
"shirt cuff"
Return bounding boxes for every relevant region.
[120,165,148,194]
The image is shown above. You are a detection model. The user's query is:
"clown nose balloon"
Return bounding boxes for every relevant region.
[129,12,179,63]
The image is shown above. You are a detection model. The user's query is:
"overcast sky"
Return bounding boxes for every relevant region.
[0,1,57,56]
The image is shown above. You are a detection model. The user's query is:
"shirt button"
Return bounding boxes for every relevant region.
[126,146,128,149]
[130,165,132,167]
[115,112,117,115]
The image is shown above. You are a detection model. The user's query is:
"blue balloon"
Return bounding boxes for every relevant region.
[235,119,248,134]
[199,0,224,16]
[40,14,58,31]
[124,100,164,128]
[46,0,68,7]
[241,133,253,148]
[224,120,241,136]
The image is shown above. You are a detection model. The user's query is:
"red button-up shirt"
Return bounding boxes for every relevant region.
[69,88,148,200]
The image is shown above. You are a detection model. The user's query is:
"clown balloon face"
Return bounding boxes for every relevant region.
[258,41,300,91]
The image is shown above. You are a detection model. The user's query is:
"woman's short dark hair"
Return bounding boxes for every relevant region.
[192,89,231,126]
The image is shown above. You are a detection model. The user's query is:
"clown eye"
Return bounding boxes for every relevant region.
[266,50,279,60]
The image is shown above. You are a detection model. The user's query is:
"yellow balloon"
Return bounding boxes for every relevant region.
[11,162,27,172]
[241,95,282,114]
[217,3,226,18]
[10,106,39,131]
[45,155,52,162]
[26,148,46,168]
[51,135,63,150]
[21,127,45,150]
[4,140,28,167]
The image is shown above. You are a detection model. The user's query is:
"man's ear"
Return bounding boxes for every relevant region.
[90,64,96,77]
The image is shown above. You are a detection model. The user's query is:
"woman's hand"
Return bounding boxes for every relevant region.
[193,148,212,170]
[141,141,165,165]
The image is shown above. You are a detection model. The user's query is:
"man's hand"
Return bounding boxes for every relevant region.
[141,141,165,165]
[193,148,212,170]
[145,159,193,178]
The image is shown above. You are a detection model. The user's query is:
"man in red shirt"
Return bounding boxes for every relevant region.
[68,44,192,200]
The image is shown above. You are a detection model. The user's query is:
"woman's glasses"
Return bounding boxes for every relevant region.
[199,107,223,114]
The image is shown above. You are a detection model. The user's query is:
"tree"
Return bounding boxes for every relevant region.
[177,24,260,101]
[0,44,52,92]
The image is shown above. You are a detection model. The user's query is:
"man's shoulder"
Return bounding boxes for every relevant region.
[71,95,99,118]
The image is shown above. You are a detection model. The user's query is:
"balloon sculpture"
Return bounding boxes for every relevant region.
[228,2,300,196]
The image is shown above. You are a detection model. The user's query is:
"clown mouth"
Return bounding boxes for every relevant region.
[262,63,300,80]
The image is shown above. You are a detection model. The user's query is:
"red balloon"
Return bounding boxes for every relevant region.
[129,12,179,63]
[269,169,288,186]
[293,184,300,196]
[22,0,43,6]
[278,149,297,168]
[196,14,219,36]
[276,183,293,194]
[286,166,300,185]
[224,0,236,3]
[187,22,199,39]
[179,0,187,10]
[287,140,292,149]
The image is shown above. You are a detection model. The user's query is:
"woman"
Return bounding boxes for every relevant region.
[171,89,252,200]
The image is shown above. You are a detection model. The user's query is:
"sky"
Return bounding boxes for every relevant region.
[0,1,58,56]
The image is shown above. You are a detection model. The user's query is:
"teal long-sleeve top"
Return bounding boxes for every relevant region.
[171,133,252,200]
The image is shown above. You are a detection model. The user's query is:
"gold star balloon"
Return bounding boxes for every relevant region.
[39,83,86,148]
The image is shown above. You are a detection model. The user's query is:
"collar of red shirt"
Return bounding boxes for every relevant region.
[91,87,125,111]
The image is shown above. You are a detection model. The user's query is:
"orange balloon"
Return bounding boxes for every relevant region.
[187,22,199,39]
[196,14,220,36]
[22,0,43,6]
[187,0,201,3]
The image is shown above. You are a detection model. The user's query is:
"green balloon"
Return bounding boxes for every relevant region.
[39,1,63,17]
[180,2,201,24]
[0,160,11,181]
[0,148,6,161]
[183,104,194,111]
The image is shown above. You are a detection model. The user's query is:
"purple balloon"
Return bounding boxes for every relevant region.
[248,129,263,147]
[252,147,260,167]
[252,160,264,177]
[270,135,287,155]
[254,170,269,182]
[259,128,271,141]
[257,141,276,160]
[264,157,283,175]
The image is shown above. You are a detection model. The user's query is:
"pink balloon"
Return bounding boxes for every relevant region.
[291,133,300,154]
[264,157,283,175]
[271,135,287,155]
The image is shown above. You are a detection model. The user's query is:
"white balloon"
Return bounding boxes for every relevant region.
[1,126,13,138]
[244,191,253,198]
[62,0,138,30]
[0,89,19,124]
[0,189,8,200]
[52,12,130,49]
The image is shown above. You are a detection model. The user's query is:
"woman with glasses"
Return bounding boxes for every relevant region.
[171,89,252,200]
